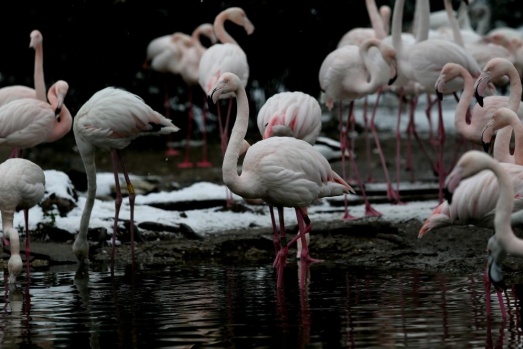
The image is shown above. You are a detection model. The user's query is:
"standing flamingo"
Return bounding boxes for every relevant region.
[209,72,354,289]
[0,29,46,106]
[0,158,45,284]
[198,7,255,157]
[319,37,399,219]
[444,150,523,319]
[145,24,216,157]
[0,80,72,159]
[72,87,180,265]
[256,91,322,258]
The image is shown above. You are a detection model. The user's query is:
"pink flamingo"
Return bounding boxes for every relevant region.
[418,108,523,238]
[0,158,45,284]
[319,37,399,220]
[198,7,255,157]
[72,87,180,265]
[209,72,354,289]
[145,24,216,158]
[444,149,523,319]
[0,80,72,158]
[0,29,46,105]
[256,91,322,257]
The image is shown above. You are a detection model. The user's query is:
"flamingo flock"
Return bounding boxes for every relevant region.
[1,2,523,318]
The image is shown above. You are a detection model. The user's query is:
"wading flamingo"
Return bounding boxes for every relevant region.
[256,91,322,258]
[209,72,354,289]
[319,37,399,219]
[444,149,523,319]
[0,158,45,284]
[72,87,179,265]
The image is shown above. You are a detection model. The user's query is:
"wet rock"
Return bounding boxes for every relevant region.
[137,221,202,240]
[148,199,227,211]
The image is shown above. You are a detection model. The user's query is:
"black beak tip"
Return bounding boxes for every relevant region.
[475,90,484,107]
[482,141,491,153]
[388,74,398,86]
[443,187,453,204]
[436,91,443,101]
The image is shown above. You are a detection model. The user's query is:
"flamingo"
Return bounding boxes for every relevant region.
[72,87,180,265]
[198,7,255,159]
[418,109,523,238]
[0,158,45,284]
[209,72,354,289]
[256,91,322,258]
[444,149,523,319]
[481,107,523,164]
[0,29,46,106]
[319,37,399,219]
[145,24,216,158]
[0,80,72,158]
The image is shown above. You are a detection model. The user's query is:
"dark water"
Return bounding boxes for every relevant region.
[0,262,521,348]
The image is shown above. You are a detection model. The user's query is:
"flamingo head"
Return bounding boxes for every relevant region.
[29,29,43,49]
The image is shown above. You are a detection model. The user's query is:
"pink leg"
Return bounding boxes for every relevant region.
[178,87,194,168]
[436,99,446,204]
[110,150,122,263]
[296,208,322,289]
[273,207,288,290]
[362,96,373,182]
[197,95,212,168]
[338,102,358,220]
[346,102,382,217]
[269,205,280,253]
[369,89,401,204]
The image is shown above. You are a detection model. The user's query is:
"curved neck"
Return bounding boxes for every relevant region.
[499,113,523,164]
[214,12,237,45]
[358,40,391,93]
[6,228,20,257]
[507,69,522,112]
[33,43,46,102]
[366,0,386,39]
[48,105,72,142]
[222,87,255,198]
[444,0,464,47]
[492,126,514,163]
[452,67,474,132]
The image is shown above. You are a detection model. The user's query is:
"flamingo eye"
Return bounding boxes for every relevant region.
[265,123,268,127]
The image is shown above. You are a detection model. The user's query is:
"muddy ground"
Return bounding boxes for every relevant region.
[4,110,523,283]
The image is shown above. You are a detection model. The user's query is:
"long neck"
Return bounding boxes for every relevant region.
[191,28,206,53]
[2,210,14,231]
[414,0,430,43]
[504,113,523,164]
[48,105,72,142]
[490,160,523,256]
[222,87,254,197]
[214,12,237,45]
[453,67,474,133]
[34,43,46,102]
[444,0,464,47]
[7,228,20,258]
[391,0,404,51]
[358,41,389,93]
[507,68,522,112]
[492,126,514,163]
[366,0,386,39]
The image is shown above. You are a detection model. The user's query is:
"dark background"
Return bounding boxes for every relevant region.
[0,0,521,155]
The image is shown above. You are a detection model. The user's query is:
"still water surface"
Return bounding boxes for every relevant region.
[0,262,522,348]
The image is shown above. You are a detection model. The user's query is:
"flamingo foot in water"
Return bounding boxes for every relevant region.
[165,147,180,157]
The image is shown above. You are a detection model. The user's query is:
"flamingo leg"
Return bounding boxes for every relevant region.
[110,150,122,263]
[369,88,402,204]
[24,208,31,282]
[178,87,194,168]
[164,84,180,157]
[273,206,288,290]
[338,101,358,220]
[362,96,373,182]
[269,205,280,253]
[114,150,137,263]
[197,95,212,168]
[296,208,322,289]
